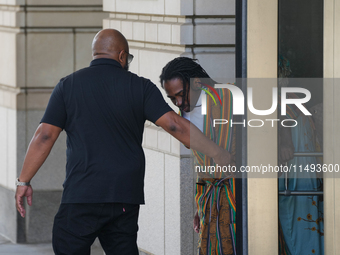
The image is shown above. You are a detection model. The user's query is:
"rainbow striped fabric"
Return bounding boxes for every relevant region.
[192,87,237,255]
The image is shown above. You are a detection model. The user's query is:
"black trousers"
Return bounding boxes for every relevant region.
[52,203,140,255]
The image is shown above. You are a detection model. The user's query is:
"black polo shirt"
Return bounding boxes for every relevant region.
[41,58,172,204]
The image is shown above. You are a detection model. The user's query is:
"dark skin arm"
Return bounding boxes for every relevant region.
[155,111,235,170]
[15,123,62,217]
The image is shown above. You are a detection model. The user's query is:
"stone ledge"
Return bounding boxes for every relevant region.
[0,234,10,245]
[139,248,155,255]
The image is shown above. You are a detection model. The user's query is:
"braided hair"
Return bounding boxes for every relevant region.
[160,57,216,111]
[160,57,214,87]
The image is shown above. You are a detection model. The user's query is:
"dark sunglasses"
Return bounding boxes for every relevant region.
[124,50,134,64]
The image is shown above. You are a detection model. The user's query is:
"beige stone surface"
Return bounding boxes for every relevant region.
[171,136,180,156]
[164,154,181,255]
[121,20,133,40]
[157,129,171,153]
[151,16,164,22]
[26,33,74,88]
[195,0,235,15]
[75,32,97,70]
[109,19,122,30]
[26,11,105,28]
[164,17,177,23]
[139,148,165,255]
[0,9,18,27]
[6,108,16,190]
[247,0,278,254]
[102,18,110,29]
[0,107,16,189]
[171,24,181,45]
[138,15,151,21]
[26,0,102,5]
[22,91,52,111]
[144,126,159,149]
[133,21,145,41]
[180,23,193,45]
[0,31,16,87]
[5,0,25,5]
[195,20,235,45]
[16,33,26,88]
[158,23,172,44]
[180,0,194,16]
[127,14,139,20]
[103,0,116,12]
[164,0,180,16]
[145,22,158,42]
[115,0,165,15]
[0,107,8,188]
[323,0,340,253]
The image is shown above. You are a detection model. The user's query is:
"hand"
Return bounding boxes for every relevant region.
[193,210,200,233]
[212,146,235,167]
[15,185,33,218]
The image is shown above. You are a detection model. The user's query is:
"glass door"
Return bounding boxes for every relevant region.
[278,1,324,254]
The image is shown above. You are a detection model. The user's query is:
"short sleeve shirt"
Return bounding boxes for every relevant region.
[41,58,172,204]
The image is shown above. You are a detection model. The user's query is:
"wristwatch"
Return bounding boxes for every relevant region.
[16,178,30,186]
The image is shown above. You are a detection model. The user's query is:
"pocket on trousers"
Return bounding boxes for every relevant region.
[66,203,104,237]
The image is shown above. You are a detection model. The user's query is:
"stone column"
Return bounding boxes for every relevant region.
[102,1,235,254]
[0,0,106,243]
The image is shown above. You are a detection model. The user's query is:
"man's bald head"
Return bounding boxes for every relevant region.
[92,29,129,61]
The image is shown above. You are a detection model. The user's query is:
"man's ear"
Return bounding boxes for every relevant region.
[192,78,202,90]
[118,50,125,64]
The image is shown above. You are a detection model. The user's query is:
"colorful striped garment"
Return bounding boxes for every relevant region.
[191,87,237,255]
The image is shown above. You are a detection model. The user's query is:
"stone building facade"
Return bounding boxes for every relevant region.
[0,0,106,244]
[0,0,235,254]
[4,1,339,255]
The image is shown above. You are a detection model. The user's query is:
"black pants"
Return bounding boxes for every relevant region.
[52,203,140,255]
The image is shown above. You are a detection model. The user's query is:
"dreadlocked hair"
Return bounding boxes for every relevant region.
[160,57,216,112]
[160,57,214,88]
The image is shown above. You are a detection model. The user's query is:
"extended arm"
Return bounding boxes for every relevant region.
[155,111,234,166]
[15,123,62,217]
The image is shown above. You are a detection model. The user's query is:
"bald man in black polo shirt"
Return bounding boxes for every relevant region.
[14,29,233,255]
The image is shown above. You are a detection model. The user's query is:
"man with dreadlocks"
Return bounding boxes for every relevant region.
[160,57,237,255]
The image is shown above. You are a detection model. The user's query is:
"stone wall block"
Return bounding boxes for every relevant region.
[157,130,171,153]
[0,31,16,87]
[121,20,133,40]
[158,23,172,44]
[26,33,74,88]
[195,20,235,45]
[109,19,122,30]
[75,32,98,70]
[144,126,159,149]
[195,0,235,15]
[145,22,158,42]
[133,21,145,41]
[138,149,165,255]
[26,11,106,28]
[115,0,165,15]
[171,136,180,156]
[103,0,116,12]
[164,154,181,255]
[27,0,102,5]
[0,107,8,188]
